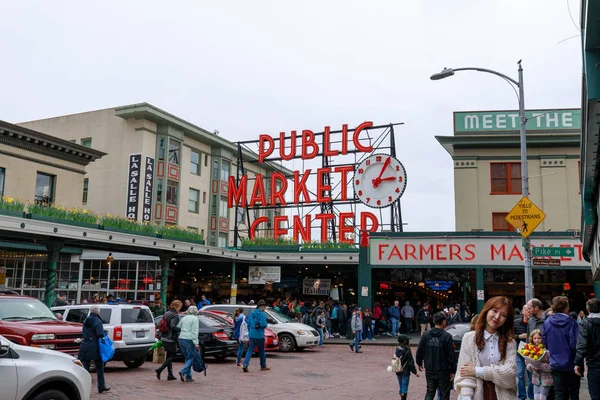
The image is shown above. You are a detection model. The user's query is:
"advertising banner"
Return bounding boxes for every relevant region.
[303,279,331,296]
[126,153,142,220]
[248,266,281,285]
[142,156,155,222]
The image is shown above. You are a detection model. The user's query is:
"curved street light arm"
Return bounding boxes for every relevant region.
[451,67,519,86]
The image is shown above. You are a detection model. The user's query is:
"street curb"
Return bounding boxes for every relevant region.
[324,341,419,348]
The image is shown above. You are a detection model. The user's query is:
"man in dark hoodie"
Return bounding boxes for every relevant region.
[542,296,580,400]
[338,302,348,338]
[416,311,456,400]
[575,298,600,399]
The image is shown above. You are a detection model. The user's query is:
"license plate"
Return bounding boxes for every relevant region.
[136,331,145,338]
[273,340,278,345]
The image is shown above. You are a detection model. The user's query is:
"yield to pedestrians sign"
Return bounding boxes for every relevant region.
[505,196,546,238]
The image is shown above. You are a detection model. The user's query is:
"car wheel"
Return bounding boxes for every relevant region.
[213,354,228,361]
[278,333,296,352]
[31,389,69,400]
[123,356,146,369]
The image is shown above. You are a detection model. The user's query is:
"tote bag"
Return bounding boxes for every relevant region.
[99,331,115,363]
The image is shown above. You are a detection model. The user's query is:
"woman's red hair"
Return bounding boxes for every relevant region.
[474,296,515,360]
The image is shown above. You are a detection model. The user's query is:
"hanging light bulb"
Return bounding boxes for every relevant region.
[106,252,114,264]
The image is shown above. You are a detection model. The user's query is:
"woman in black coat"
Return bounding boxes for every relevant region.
[78,305,110,393]
[155,299,182,380]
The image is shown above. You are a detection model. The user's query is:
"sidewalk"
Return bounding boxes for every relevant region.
[325,332,422,347]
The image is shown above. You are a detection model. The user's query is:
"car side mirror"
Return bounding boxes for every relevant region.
[0,345,10,358]
[266,318,277,324]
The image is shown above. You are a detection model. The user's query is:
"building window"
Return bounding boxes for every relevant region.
[158,137,166,161]
[219,197,229,219]
[35,172,55,204]
[218,233,228,248]
[188,188,199,213]
[81,138,92,148]
[0,167,5,196]
[492,213,514,231]
[168,138,180,165]
[203,191,207,204]
[156,180,163,202]
[166,180,178,205]
[491,163,521,194]
[82,178,89,205]
[213,159,219,179]
[204,154,209,167]
[211,195,217,216]
[190,151,200,175]
[220,160,230,182]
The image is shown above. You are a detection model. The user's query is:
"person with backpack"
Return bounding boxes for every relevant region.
[155,300,182,381]
[349,306,363,353]
[393,334,419,400]
[234,307,249,367]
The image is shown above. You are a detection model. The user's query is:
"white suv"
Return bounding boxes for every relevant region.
[0,334,91,400]
[202,304,319,352]
[51,304,156,369]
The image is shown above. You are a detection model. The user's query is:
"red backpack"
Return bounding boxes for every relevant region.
[158,314,170,334]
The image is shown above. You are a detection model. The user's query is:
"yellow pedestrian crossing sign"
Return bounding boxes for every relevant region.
[505,196,546,238]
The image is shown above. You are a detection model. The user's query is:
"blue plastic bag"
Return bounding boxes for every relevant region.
[99,331,115,362]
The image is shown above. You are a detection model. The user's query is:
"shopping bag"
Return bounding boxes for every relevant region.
[99,331,115,362]
[192,347,207,376]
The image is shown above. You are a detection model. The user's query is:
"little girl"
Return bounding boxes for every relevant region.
[393,334,419,400]
[526,329,553,400]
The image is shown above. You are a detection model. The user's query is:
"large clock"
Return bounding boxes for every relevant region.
[353,153,407,208]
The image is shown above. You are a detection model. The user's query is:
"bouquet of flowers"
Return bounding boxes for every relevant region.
[518,343,547,368]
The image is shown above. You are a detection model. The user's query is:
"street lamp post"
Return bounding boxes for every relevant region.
[431,61,534,302]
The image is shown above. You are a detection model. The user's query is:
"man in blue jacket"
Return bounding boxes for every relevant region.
[388,300,401,337]
[542,296,580,399]
[242,300,269,372]
[78,306,110,393]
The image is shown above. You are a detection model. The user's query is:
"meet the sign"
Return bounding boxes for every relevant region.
[370,237,588,267]
[248,266,281,285]
[142,157,155,222]
[126,154,141,220]
[303,278,331,296]
[454,109,581,133]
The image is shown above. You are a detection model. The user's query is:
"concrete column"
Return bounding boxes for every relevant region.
[45,241,63,308]
[594,281,600,300]
[230,261,237,305]
[160,255,170,307]
[76,257,83,304]
[476,267,485,313]
[357,232,372,309]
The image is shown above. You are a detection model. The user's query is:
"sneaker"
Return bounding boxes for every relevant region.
[348,344,354,351]
[261,366,271,371]
[167,375,177,381]
[178,372,185,382]
[243,366,249,373]
[356,350,363,353]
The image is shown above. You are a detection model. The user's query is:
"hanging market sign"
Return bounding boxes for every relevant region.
[126,153,141,220]
[303,278,331,296]
[248,266,281,285]
[454,109,580,133]
[228,122,387,242]
[142,156,155,222]
[425,280,453,291]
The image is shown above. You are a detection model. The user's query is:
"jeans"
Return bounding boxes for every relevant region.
[236,340,248,364]
[517,353,533,399]
[363,325,373,340]
[82,359,106,391]
[351,331,362,352]
[424,372,451,400]
[243,337,266,369]
[339,320,347,337]
[178,338,195,381]
[317,327,324,346]
[405,317,413,333]
[589,368,600,400]
[396,373,410,395]
[390,317,399,335]
[157,340,178,377]
[551,369,581,400]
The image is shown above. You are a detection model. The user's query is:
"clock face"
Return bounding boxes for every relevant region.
[353,153,407,208]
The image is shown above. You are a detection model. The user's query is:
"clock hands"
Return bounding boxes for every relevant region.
[379,176,396,182]
[372,156,391,188]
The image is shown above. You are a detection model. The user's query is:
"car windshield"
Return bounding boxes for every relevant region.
[197,314,225,328]
[0,298,57,321]
[267,307,294,323]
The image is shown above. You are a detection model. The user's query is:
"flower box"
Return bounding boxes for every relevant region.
[241,245,301,252]
[26,213,101,230]
[102,226,156,238]
[161,235,205,245]
[0,209,25,218]
[301,247,358,253]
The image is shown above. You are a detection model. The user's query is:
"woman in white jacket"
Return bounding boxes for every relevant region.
[454,296,517,400]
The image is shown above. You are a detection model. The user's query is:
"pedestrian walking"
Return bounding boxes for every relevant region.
[373,302,383,336]
[526,329,553,400]
[575,298,600,400]
[78,305,110,393]
[234,307,249,367]
[242,300,270,372]
[542,296,580,399]
[515,304,534,400]
[316,309,326,346]
[349,306,363,353]
[416,311,456,400]
[447,307,460,325]
[417,304,431,336]
[363,307,374,341]
[338,302,348,338]
[155,300,182,381]
[454,296,517,400]
[526,298,546,339]
[393,334,419,400]
[331,303,339,336]
[176,306,200,382]
[389,300,401,336]
[401,301,415,334]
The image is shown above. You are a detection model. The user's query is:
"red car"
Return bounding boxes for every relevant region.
[201,310,279,352]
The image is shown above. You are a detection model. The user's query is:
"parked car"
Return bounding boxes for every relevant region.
[154,312,238,360]
[0,293,83,356]
[0,334,91,400]
[51,304,156,369]
[202,304,319,352]
[201,310,279,352]
[444,322,470,355]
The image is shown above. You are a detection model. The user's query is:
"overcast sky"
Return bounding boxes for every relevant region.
[0,1,583,232]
